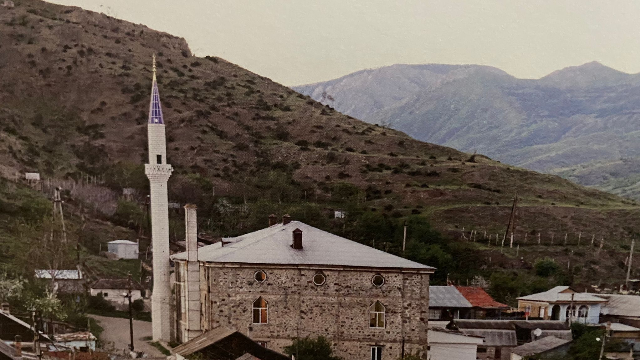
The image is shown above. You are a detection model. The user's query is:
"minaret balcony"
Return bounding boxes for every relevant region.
[145,164,173,180]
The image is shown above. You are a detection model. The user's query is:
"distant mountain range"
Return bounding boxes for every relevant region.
[293,62,640,199]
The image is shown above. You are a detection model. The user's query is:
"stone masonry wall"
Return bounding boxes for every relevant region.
[202,264,430,360]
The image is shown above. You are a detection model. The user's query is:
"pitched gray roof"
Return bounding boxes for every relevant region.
[510,336,571,357]
[600,294,640,318]
[429,286,472,308]
[517,286,607,303]
[171,221,434,271]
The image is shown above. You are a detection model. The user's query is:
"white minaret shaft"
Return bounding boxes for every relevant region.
[145,55,173,342]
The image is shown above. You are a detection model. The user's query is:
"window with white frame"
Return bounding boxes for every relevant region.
[369,301,385,328]
[371,346,383,360]
[253,297,268,324]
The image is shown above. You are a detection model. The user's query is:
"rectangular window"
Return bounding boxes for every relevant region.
[156,155,162,164]
[371,346,382,360]
[103,292,108,297]
[429,309,441,320]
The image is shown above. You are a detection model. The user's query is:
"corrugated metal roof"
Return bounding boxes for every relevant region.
[517,286,606,303]
[455,286,509,309]
[108,240,137,245]
[451,320,516,330]
[429,286,472,308]
[458,329,517,347]
[35,270,82,280]
[602,323,640,332]
[510,336,571,357]
[600,294,640,318]
[511,320,570,331]
[171,221,434,271]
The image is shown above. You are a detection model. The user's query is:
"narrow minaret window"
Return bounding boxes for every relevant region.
[157,155,162,164]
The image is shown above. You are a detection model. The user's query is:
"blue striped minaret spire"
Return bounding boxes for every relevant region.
[148,54,164,125]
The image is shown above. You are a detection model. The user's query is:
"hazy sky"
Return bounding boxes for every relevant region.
[50,0,640,86]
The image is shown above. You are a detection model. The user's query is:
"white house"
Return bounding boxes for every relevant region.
[90,278,144,310]
[427,328,484,360]
[517,286,607,324]
[107,240,139,259]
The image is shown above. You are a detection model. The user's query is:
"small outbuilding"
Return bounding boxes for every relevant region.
[509,336,571,360]
[89,278,144,310]
[107,240,139,260]
[428,328,484,360]
[429,286,473,320]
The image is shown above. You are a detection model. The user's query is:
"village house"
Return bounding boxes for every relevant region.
[428,286,472,320]
[106,240,139,260]
[89,279,144,310]
[447,320,516,360]
[517,286,607,324]
[446,320,571,360]
[454,286,509,319]
[34,269,84,295]
[600,294,640,328]
[170,207,434,360]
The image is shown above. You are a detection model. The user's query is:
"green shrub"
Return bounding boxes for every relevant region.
[283,336,342,360]
[535,258,560,278]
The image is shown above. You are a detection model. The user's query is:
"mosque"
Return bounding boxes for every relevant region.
[144,57,434,359]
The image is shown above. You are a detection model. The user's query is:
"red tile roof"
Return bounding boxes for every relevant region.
[454,286,509,309]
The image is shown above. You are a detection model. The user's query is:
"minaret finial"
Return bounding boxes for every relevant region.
[152,54,157,81]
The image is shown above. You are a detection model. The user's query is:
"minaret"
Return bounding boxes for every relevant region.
[145,55,173,342]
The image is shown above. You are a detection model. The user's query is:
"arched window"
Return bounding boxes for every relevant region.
[253,297,268,324]
[565,305,577,320]
[551,305,561,320]
[369,301,385,328]
[578,305,589,321]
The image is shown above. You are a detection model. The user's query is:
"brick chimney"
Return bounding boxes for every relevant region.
[268,214,277,227]
[184,204,198,262]
[292,228,303,250]
[1,302,9,314]
[283,214,291,225]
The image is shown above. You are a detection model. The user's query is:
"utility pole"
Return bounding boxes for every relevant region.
[127,273,134,352]
[626,239,635,289]
[569,293,575,324]
[504,193,518,241]
[402,221,407,253]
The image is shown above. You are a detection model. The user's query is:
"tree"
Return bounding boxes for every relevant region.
[535,258,560,278]
[283,336,342,360]
[28,291,67,322]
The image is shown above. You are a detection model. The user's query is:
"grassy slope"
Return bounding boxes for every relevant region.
[0,0,639,286]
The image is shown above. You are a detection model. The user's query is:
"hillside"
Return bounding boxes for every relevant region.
[293,63,640,199]
[1,0,640,288]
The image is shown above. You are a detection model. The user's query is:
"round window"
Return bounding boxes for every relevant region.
[313,273,326,286]
[372,274,385,287]
[254,270,267,283]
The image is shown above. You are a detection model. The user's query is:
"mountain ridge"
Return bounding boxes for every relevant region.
[294,62,640,199]
[2,0,640,286]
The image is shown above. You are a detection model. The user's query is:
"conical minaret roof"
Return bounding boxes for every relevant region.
[148,54,164,125]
